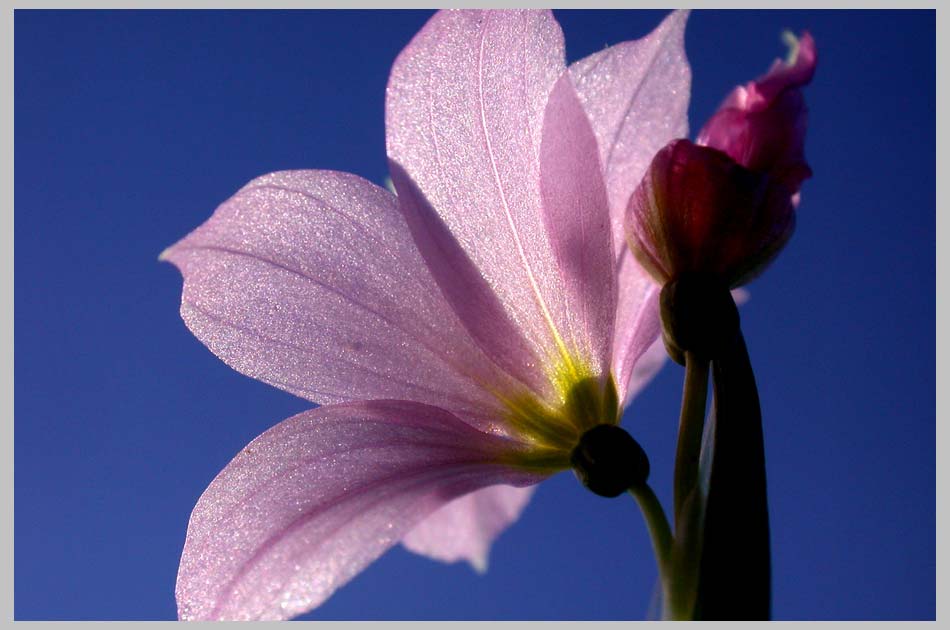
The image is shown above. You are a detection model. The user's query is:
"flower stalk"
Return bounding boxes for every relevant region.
[673,351,709,524]
[638,272,772,620]
[623,28,815,620]
[655,290,770,620]
[694,330,770,620]
[628,483,674,615]
[668,350,710,620]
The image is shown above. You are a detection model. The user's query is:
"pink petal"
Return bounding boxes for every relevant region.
[746,31,817,108]
[162,170,523,430]
[612,268,663,405]
[697,32,816,192]
[386,10,587,370]
[567,10,690,399]
[401,484,536,573]
[389,162,550,397]
[568,9,691,258]
[539,74,616,374]
[175,400,546,621]
[621,334,667,406]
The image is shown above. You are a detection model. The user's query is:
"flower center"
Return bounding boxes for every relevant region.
[500,357,620,453]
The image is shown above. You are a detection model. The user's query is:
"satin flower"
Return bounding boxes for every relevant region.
[163,9,691,620]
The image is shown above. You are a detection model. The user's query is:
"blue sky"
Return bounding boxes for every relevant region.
[15,9,934,620]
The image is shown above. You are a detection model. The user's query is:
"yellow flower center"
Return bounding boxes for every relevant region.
[495,355,620,473]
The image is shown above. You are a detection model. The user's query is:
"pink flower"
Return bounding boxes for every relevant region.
[163,10,691,620]
[626,32,817,288]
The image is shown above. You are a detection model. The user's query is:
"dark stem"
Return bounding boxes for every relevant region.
[694,329,771,620]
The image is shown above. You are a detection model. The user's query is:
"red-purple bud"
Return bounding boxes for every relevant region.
[698,31,816,195]
[625,32,816,288]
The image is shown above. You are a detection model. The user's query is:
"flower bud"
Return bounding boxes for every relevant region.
[697,31,816,195]
[626,140,796,288]
[625,32,816,289]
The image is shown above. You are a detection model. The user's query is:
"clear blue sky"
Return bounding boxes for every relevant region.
[15,9,934,620]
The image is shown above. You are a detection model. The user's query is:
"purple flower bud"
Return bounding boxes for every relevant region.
[626,139,796,288]
[625,32,816,287]
[697,31,816,195]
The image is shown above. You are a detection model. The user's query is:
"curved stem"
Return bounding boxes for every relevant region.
[629,484,673,614]
[673,351,709,523]
[695,329,770,620]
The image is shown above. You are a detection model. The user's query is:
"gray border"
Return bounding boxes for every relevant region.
[935,3,943,625]
[5,1,940,626]
[5,0,12,624]
[3,2,946,9]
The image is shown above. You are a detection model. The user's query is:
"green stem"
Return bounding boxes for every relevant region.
[628,484,673,615]
[667,351,711,620]
[673,351,709,523]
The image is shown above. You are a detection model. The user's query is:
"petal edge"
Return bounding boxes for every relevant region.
[176,400,545,621]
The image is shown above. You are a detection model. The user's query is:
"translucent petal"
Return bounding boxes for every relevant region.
[402,484,536,573]
[162,170,524,430]
[539,74,617,374]
[175,400,545,620]
[386,10,579,369]
[567,10,691,399]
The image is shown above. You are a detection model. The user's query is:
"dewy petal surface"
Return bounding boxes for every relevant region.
[568,9,690,258]
[401,484,536,573]
[539,74,616,375]
[162,170,523,430]
[389,162,549,396]
[386,10,580,369]
[567,10,690,399]
[175,400,545,621]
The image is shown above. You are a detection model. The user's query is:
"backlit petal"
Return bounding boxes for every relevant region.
[389,162,549,397]
[626,139,795,287]
[175,400,545,621]
[567,10,690,398]
[539,74,616,374]
[613,276,663,405]
[386,10,582,371]
[162,170,522,429]
[568,9,691,257]
[402,484,536,573]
